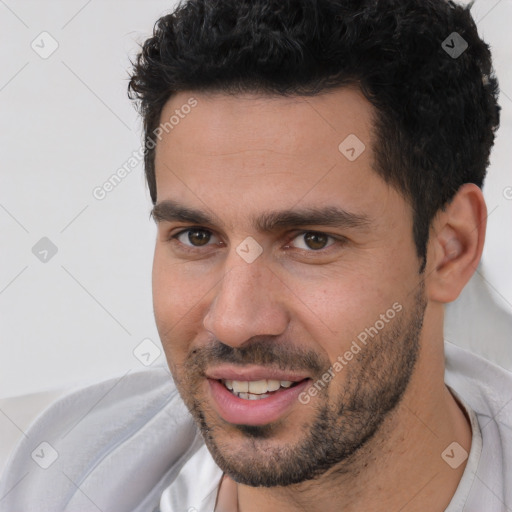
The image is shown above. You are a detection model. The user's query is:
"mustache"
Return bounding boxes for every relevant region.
[183,337,328,376]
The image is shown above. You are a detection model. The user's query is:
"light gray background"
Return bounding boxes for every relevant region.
[1,0,511,399]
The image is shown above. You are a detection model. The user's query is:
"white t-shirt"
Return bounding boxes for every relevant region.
[0,341,510,512]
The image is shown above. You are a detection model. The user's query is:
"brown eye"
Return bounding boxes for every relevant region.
[303,232,329,250]
[290,231,335,251]
[175,229,213,247]
[187,229,211,246]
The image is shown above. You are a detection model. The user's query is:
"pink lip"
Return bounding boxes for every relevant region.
[207,377,311,426]
[205,364,309,382]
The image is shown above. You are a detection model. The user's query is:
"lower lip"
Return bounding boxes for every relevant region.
[207,378,311,426]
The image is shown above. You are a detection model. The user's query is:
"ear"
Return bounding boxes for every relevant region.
[425,183,487,303]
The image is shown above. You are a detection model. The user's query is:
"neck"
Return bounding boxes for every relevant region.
[235,329,471,511]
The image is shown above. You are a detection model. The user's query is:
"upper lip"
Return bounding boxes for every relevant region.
[205,365,310,382]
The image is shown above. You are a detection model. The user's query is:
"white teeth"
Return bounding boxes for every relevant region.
[232,381,249,393]
[223,378,297,396]
[267,379,281,392]
[248,380,268,394]
[237,392,271,400]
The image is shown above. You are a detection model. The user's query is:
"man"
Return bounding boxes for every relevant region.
[0,0,510,511]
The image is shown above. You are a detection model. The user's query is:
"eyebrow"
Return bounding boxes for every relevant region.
[151,200,371,232]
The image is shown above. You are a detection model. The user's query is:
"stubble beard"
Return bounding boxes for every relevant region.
[171,284,426,487]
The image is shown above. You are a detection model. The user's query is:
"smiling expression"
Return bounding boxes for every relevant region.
[151,87,427,485]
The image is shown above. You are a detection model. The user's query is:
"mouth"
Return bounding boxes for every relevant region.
[220,378,299,400]
[205,368,311,425]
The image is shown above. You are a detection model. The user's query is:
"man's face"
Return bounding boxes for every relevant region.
[152,88,426,486]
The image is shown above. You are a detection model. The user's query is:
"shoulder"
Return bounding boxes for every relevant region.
[0,366,201,512]
[445,341,512,506]
[445,340,512,421]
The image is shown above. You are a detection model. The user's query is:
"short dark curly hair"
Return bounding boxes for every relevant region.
[128,0,500,270]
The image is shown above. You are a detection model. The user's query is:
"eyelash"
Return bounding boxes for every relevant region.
[167,227,344,254]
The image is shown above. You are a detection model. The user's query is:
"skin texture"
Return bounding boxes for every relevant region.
[151,87,486,511]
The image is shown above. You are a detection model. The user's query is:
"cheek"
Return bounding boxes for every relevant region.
[296,265,406,361]
[152,245,220,361]
[152,248,212,355]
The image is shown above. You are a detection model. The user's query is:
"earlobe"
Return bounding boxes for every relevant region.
[427,184,487,303]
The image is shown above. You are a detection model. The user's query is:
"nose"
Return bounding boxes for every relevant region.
[202,251,289,348]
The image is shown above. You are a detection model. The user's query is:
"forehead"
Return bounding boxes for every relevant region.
[156,87,373,165]
[152,87,403,228]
